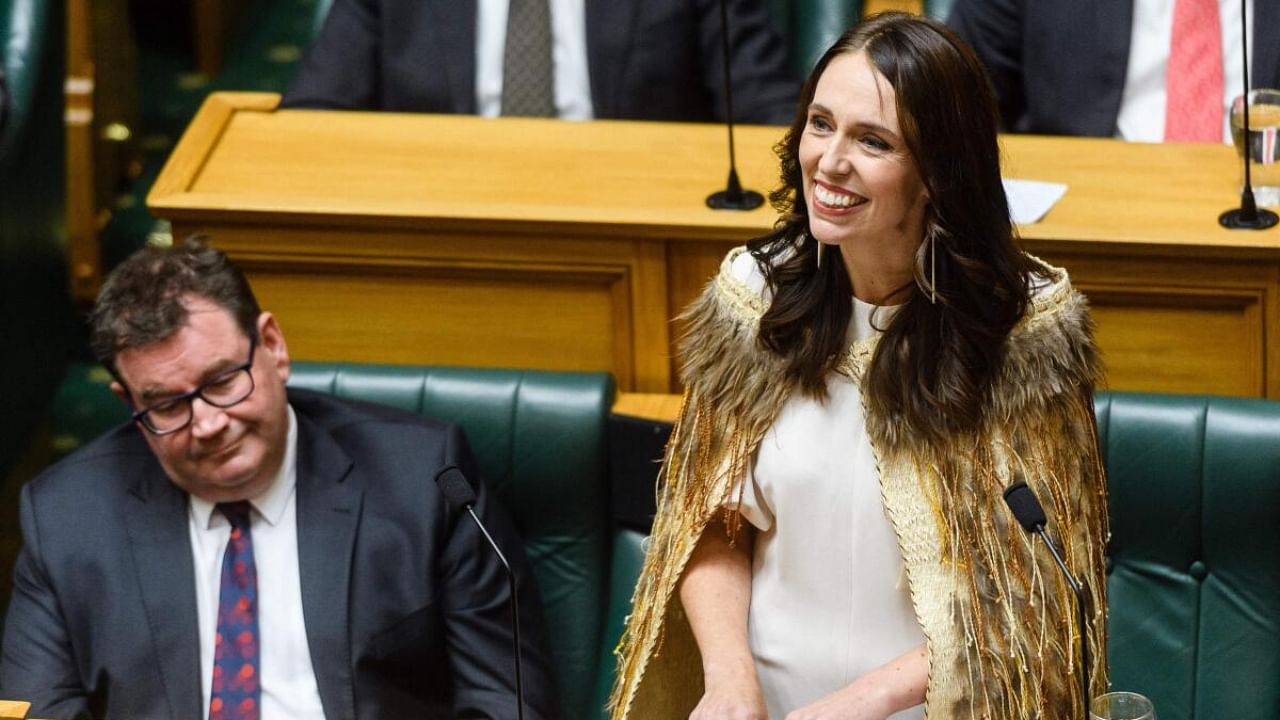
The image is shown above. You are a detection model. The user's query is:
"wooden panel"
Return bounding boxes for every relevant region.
[173,221,675,391]
[249,262,625,381]
[1088,288,1262,397]
[1034,251,1273,398]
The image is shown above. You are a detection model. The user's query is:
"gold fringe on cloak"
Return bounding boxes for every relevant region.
[608,247,1109,719]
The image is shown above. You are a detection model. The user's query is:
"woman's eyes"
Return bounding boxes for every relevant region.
[860,135,891,151]
[807,116,892,152]
[807,115,833,132]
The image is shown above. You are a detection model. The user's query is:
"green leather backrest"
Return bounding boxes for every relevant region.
[1095,392,1280,720]
[287,363,616,720]
[769,0,861,77]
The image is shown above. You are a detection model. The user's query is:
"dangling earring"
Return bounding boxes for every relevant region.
[918,222,944,304]
[816,238,824,269]
[929,231,936,304]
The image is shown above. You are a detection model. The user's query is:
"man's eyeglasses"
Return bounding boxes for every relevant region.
[130,338,257,435]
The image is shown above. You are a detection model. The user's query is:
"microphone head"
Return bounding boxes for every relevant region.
[434,465,478,510]
[1003,481,1047,532]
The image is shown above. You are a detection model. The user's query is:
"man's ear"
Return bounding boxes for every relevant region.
[109,381,128,405]
[257,312,291,383]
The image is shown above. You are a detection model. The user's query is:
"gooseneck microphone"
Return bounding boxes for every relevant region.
[706,0,765,211]
[1003,481,1091,716]
[1219,0,1279,229]
[434,466,524,720]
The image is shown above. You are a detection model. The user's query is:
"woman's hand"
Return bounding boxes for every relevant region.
[784,644,927,720]
[782,680,891,720]
[689,661,769,720]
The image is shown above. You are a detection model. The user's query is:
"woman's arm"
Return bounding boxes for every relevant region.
[680,515,767,720]
[784,643,928,720]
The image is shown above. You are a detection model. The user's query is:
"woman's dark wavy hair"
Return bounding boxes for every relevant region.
[747,11,1043,443]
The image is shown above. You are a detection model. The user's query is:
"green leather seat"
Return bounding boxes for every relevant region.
[0,0,72,483]
[286,363,616,720]
[1095,392,1280,720]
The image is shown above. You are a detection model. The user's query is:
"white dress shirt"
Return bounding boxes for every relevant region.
[1117,0,1252,143]
[189,406,326,720]
[475,0,594,119]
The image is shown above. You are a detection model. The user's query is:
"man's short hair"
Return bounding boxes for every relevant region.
[89,237,261,377]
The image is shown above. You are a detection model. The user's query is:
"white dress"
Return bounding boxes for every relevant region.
[726,252,927,720]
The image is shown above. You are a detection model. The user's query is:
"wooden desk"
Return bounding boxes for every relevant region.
[149,92,1280,396]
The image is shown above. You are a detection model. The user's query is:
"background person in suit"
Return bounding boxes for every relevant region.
[0,238,558,719]
[948,0,1280,141]
[281,0,800,124]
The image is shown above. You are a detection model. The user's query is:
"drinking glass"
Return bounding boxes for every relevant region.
[1089,691,1156,720]
[1229,89,1280,208]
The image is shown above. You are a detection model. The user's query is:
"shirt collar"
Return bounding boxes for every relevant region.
[189,404,299,529]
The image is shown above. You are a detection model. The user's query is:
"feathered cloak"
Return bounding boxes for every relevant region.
[609,247,1110,719]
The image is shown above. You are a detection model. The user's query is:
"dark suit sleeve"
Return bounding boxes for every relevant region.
[280,0,382,109]
[0,484,91,719]
[698,0,798,125]
[436,426,559,720]
[948,0,1027,132]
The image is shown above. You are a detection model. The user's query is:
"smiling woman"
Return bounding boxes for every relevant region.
[610,12,1109,720]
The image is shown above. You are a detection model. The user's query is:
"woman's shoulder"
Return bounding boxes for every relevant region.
[706,245,772,323]
[996,254,1102,402]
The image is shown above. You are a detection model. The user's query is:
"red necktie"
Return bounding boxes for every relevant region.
[1165,0,1225,141]
[210,502,260,720]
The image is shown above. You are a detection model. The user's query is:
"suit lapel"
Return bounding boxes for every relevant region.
[294,412,363,720]
[585,0,638,118]
[125,468,203,720]
[428,0,478,113]
[1251,1,1280,88]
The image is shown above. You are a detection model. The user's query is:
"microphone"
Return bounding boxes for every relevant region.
[1219,0,1279,229]
[705,0,765,211]
[1002,481,1091,715]
[434,466,525,720]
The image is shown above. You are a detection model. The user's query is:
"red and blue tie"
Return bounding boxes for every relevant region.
[210,501,260,720]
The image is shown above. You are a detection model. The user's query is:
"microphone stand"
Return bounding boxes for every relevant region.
[706,0,764,211]
[1219,0,1278,229]
[1003,482,1091,717]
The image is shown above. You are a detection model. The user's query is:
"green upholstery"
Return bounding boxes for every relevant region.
[286,363,616,720]
[925,0,955,20]
[0,0,72,483]
[592,528,648,716]
[768,0,861,77]
[1095,392,1280,720]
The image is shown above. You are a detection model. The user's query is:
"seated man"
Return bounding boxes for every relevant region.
[0,238,558,719]
[281,0,799,124]
[948,0,1280,141]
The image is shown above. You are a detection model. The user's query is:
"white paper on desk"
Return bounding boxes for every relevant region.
[1003,178,1068,224]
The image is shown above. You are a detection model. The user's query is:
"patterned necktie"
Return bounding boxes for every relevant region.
[209,501,260,720]
[502,0,556,117]
[1165,0,1225,141]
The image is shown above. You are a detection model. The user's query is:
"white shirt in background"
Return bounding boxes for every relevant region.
[1117,0,1253,143]
[475,0,594,119]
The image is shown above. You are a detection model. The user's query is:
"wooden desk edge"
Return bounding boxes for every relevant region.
[148,92,280,205]
[613,393,682,424]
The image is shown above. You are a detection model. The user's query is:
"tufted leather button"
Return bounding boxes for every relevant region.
[1188,560,1207,580]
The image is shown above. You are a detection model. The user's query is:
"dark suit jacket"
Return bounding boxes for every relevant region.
[949,0,1280,136]
[281,0,799,124]
[0,390,558,720]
